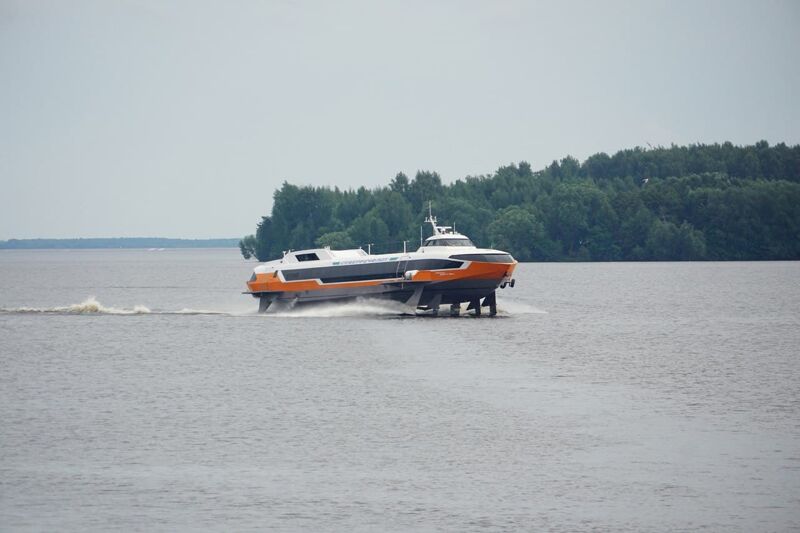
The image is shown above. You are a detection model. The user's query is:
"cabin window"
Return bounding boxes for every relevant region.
[424,238,475,247]
[295,253,320,262]
[450,253,514,263]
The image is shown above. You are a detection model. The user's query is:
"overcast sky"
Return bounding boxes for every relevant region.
[1,0,798,239]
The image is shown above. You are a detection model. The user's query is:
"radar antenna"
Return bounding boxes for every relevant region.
[424,201,441,235]
[424,201,453,236]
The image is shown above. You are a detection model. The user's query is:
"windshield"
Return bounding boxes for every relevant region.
[424,238,475,247]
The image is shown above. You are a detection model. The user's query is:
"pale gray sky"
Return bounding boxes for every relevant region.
[1,0,798,239]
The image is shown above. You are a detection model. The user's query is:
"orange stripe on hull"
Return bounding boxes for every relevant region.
[246,260,517,294]
[410,261,516,282]
[247,276,389,293]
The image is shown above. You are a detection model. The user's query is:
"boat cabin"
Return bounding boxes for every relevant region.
[420,206,476,248]
[422,234,475,247]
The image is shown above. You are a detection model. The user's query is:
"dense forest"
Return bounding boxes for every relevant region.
[240,141,800,262]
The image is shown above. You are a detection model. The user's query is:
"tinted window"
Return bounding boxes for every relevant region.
[406,259,464,270]
[450,253,514,263]
[282,261,400,282]
[424,238,475,247]
[295,253,319,262]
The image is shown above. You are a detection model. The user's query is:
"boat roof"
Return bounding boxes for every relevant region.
[280,247,368,263]
[425,232,470,241]
[329,248,369,259]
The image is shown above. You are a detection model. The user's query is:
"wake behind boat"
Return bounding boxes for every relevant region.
[245,209,517,315]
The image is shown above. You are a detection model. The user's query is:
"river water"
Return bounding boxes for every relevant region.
[1,249,798,531]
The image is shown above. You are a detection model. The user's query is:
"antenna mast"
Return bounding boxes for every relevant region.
[424,200,441,235]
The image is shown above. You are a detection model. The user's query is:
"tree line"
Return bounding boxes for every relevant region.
[240,141,800,262]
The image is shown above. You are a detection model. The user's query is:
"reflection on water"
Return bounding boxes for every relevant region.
[1,250,798,531]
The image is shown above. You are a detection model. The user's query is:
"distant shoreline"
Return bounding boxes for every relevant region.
[0,238,239,250]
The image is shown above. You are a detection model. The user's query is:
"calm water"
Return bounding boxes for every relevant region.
[1,249,798,531]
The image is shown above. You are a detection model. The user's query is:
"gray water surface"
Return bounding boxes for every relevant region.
[1,250,798,531]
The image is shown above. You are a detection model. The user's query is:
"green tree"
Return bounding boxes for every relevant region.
[347,211,390,251]
[239,235,258,260]
[373,191,414,240]
[488,206,547,261]
[252,216,275,261]
[390,172,410,195]
[315,231,355,249]
[435,196,494,246]
[409,170,443,211]
[645,219,706,260]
